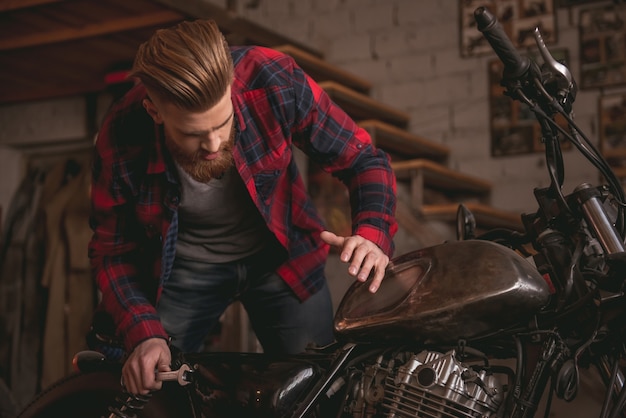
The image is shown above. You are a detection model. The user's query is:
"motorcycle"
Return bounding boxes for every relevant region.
[14,6,626,418]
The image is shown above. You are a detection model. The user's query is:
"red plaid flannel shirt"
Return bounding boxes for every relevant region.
[89,46,397,352]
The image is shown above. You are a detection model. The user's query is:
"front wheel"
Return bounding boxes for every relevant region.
[17,370,192,418]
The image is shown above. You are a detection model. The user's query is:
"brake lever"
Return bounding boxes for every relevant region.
[533,27,577,111]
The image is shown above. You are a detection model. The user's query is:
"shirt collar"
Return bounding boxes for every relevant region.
[146,124,168,175]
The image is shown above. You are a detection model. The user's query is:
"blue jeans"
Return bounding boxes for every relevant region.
[156,248,334,355]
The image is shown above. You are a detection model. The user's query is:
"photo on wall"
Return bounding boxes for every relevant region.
[599,92,626,178]
[579,4,626,89]
[558,0,606,7]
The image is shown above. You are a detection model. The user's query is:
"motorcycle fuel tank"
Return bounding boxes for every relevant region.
[334,240,551,344]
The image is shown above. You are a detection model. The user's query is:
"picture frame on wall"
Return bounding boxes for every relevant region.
[579,4,626,89]
[489,48,571,157]
[460,0,557,58]
[557,0,605,7]
[599,92,626,177]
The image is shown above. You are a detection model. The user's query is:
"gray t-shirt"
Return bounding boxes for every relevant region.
[175,164,271,263]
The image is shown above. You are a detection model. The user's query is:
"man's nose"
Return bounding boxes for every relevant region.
[200,133,221,152]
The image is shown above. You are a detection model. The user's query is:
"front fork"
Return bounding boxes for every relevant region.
[519,183,626,417]
[595,354,626,418]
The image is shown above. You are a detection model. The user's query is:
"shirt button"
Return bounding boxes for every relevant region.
[356,143,363,149]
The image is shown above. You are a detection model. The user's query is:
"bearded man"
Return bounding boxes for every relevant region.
[88,19,397,395]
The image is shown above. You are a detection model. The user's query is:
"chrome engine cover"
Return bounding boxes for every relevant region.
[383,350,503,417]
[346,349,504,418]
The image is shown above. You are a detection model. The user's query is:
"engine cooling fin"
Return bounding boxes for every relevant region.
[382,375,495,418]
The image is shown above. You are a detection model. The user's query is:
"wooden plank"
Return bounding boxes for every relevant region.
[0,80,101,104]
[274,44,371,94]
[359,119,449,161]
[319,81,410,128]
[0,10,184,50]
[421,202,523,231]
[0,0,64,13]
[391,159,492,195]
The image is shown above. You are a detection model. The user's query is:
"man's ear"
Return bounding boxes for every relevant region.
[142,98,164,124]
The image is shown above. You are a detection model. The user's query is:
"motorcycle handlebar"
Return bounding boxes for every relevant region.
[474,6,530,78]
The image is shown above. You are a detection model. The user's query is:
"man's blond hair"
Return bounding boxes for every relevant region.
[130,19,234,111]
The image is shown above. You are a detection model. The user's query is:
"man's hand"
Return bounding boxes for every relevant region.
[321,230,389,293]
[122,337,171,395]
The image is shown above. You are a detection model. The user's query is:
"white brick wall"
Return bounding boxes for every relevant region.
[234,0,626,215]
[309,8,353,42]
[0,98,87,146]
[352,4,395,33]
[341,58,389,84]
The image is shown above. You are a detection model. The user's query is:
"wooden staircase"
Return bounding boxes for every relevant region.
[270,44,523,234]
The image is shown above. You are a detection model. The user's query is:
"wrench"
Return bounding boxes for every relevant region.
[155,363,193,386]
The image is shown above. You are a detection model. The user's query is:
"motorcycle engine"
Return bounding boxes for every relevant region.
[343,349,504,417]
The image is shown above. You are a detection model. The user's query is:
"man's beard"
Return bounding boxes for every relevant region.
[166,129,235,183]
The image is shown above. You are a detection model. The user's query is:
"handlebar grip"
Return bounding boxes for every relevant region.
[474,6,529,78]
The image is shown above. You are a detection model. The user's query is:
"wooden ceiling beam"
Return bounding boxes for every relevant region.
[0,10,184,51]
[151,0,236,28]
[0,81,103,103]
[0,0,65,13]
[152,0,322,58]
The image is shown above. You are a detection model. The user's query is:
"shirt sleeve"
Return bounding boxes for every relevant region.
[286,56,398,256]
[88,102,169,353]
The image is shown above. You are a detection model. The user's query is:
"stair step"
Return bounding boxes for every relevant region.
[420,202,523,231]
[392,159,492,211]
[274,44,372,94]
[319,81,410,128]
[359,119,449,162]
[224,18,323,58]
[395,200,450,247]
